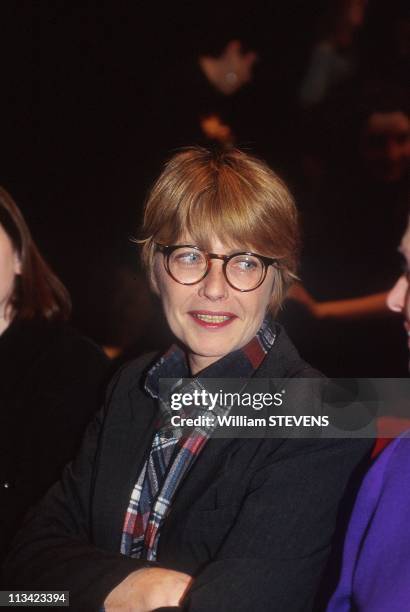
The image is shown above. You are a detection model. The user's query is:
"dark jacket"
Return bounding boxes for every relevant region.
[3,324,372,611]
[0,318,108,560]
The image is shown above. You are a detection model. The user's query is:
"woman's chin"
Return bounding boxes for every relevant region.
[174,318,234,355]
[185,335,235,367]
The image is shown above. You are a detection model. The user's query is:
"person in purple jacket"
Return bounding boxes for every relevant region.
[327,213,410,612]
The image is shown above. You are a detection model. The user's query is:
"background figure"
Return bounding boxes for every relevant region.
[326,213,410,612]
[299,0,367,107]
[0,187,108,561]
[146,31,260,178]
[282,87,410,376]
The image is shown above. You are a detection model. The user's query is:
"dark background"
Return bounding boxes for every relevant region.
[0,0,320,322]
[0,0,408,374]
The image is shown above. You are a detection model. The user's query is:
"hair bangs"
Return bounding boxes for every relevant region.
[140,146,300,310]
[175,172,283,257]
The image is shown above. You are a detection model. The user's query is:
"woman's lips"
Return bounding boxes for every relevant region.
[188,311,237,329]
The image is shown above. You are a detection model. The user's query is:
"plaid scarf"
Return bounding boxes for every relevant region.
[120,317,276,560]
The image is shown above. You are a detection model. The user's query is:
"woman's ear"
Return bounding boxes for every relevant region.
[14,252,22,275]
[150,266,160,296]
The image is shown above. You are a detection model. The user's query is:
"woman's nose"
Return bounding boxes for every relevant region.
[386,275,408,313]
[199,261,229,301]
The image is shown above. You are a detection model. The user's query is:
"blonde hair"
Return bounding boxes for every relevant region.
[139,147,300,312]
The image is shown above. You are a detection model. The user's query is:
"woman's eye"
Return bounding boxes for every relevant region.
[175,251,202,265]
[233,258,258,272]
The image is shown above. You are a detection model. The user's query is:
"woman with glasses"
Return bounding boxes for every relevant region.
[4,148,372,611]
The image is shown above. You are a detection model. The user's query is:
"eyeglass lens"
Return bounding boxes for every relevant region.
[167,247,265,290]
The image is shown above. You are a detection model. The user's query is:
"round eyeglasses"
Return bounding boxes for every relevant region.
[156,244,279,292]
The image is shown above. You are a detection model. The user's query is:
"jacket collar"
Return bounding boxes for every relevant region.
[144,315,277,401]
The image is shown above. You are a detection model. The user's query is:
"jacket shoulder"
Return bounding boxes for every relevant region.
[259,322,325,379]
[373,433,410,494]
[105,351,159,403]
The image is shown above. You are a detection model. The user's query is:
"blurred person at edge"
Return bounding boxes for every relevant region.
[3,148,372,611]
[299,0,367,108]
[289,102,410,320]
[359,104,410,185]
[288,93,409,377]
[327,213,410,612]
[0,187,108,562]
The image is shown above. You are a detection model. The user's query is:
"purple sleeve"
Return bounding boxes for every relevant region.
[327,434,410,612]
